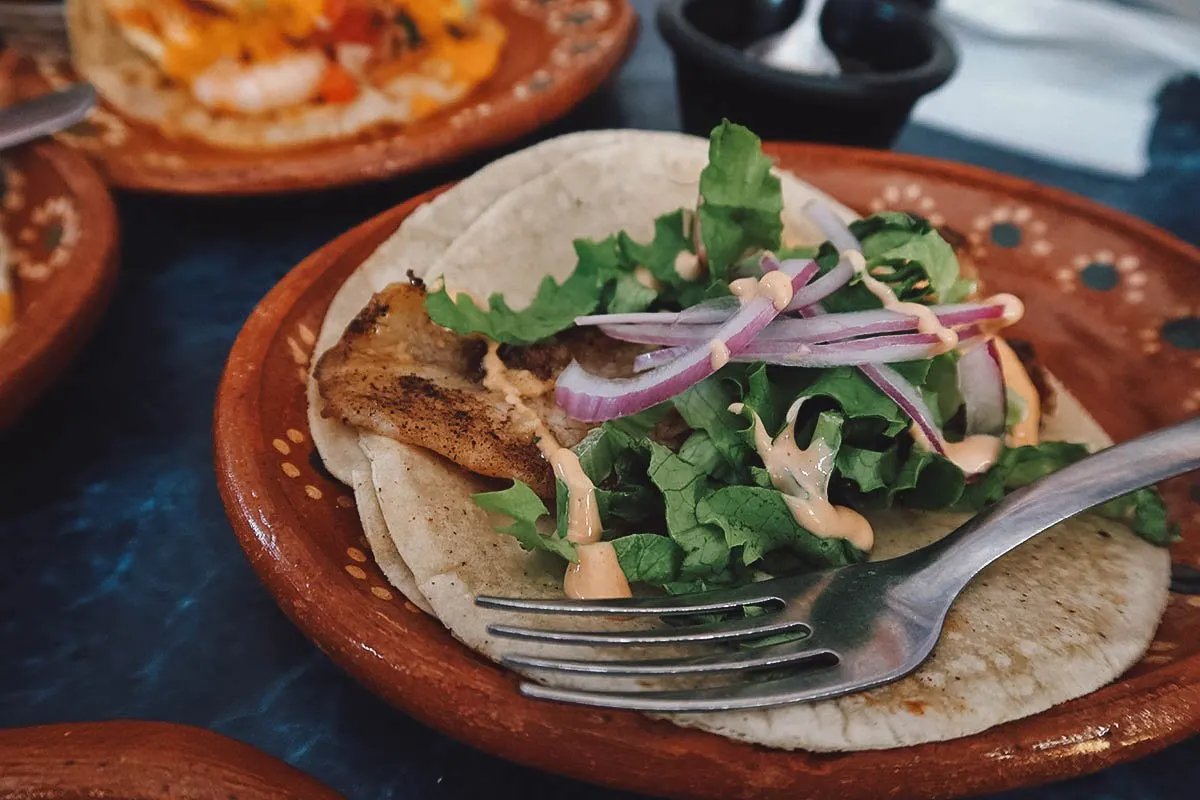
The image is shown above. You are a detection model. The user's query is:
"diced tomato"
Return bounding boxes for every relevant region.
[323,0,348,26]
[318,61,360,103]
[326,2,378,45]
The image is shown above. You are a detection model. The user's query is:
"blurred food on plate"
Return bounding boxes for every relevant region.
[65,0,507,149]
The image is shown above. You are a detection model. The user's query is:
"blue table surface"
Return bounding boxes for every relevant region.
[3,3,1199,798]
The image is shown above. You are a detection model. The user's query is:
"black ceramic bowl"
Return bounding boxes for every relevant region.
[656,0,958,148]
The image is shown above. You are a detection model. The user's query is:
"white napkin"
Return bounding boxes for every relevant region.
[911,0,1200,177]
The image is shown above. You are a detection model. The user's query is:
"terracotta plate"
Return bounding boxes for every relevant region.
[12,0,636,195]
[0,139,117,429]
[0,721,344,799]
[214,143,1200,800]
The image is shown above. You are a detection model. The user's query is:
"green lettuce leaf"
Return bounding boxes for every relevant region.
[835,445,899,494]
[678,431,728,475]
[698,487,862,566]
[1098,488,1177,546]
[647,441,730,579]
[562,424,660,533]
[425,239,608,345]
[958,441,1177,543]
[697,122,783,281]
[612,534,684,585]
[618,210,708,308]
[604,271,658,314]
[671,375,752,474]
[850,212,973,303]
[473,481,577,561]
[798,367,910,437]
[890,448,966,509]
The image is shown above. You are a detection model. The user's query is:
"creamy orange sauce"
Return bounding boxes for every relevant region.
[481,342,630,599]
[993,337,1041,447]
[730,401,874,552]
[674,250,702,281]
[729,270,795,311]
[564,542,631,600]
[550,448,602,545]
[846,251,958,352]
[634,266,661,291]
[983,294,1026,334]
[911,424,1003,476]
[709,339,731,370]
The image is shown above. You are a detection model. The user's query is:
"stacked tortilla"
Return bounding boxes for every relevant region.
[307,130,1170,751]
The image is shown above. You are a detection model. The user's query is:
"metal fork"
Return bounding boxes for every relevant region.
[477,418,1200,712]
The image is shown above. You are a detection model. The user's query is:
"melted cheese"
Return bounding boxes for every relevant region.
[731,401,874,552]
[481,342,630,599]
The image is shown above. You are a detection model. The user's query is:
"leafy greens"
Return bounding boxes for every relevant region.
[446,121,1176,592]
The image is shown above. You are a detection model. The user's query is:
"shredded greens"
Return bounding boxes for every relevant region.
[447,121,1176,591]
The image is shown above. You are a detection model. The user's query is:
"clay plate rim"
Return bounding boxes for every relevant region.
[0,139,118,429]
[0,721,345,799]
[24,0,638,196]
[215,142,1200,800]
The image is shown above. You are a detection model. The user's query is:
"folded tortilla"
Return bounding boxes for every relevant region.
[308,130,1170,751]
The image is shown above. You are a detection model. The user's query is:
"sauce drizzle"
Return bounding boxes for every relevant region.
[482,342,631,599]
[730,400,874,552]
[847,251,958,352]
[729,270,795,310]
[709,339,731,370]
[993,337,1041,447]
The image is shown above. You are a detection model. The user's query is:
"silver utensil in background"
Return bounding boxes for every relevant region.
[0,83,96,151]
[745,0,841,75]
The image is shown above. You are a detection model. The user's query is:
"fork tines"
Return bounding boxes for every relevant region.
[476,585,858,713]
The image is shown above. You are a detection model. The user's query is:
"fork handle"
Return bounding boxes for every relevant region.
[903,418,1200,603]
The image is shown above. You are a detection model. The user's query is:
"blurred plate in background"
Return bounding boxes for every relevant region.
[0,138,117,429]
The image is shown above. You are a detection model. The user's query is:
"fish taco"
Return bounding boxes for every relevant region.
[308,125,1174,751]
[67,0,506,150]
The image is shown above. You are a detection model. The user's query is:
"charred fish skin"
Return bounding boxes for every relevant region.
[314,283,659,497]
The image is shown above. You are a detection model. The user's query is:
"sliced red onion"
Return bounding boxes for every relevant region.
[792,201,947,453]
[576,296,740,327]
[556,273,806,421]
[601,303,1003,348]
[861,364,946,454]
[634,326,986,373]
[959,339,1006,436]
[803,199,862,253]
[634,347,686,373]
[779,258,819,282]
[783,257,855,312]
[796,301,946,454]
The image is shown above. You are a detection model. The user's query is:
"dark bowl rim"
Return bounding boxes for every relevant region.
[655,0,959,103]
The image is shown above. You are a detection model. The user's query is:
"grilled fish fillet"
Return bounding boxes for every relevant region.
[315,282,664,496]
